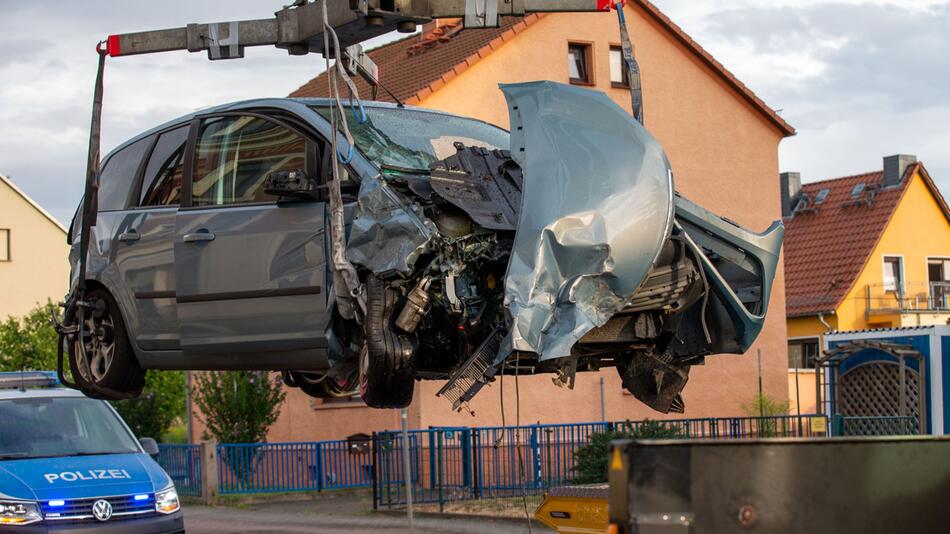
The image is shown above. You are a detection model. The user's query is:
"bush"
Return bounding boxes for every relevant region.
[741,394,791,437]
[111,371,186,441]
[572,420,683,484]
[0,303,58,372]
[191,371,286,488]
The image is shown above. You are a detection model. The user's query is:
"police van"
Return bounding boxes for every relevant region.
[0,372,184,532]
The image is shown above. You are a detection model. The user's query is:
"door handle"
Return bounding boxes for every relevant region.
[183,230,216,243]
[118,230,141,243]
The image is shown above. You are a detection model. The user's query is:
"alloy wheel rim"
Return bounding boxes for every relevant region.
[77,304,115,383]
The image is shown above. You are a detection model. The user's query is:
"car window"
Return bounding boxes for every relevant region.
[0,397,139,459]
[98,136,152,211]
[141,125,189,206]
[192,115,306,207]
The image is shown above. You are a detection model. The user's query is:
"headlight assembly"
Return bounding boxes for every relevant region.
[0,501,42,526]
[154,487,180,514]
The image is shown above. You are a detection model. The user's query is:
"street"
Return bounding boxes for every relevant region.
[181,497,543,534]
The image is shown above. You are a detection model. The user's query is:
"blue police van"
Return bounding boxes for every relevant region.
[0,372,184,532]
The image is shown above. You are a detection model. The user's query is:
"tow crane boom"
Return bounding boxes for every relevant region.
[104,0,620,60]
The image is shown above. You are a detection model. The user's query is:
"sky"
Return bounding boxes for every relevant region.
[0,0,947,224]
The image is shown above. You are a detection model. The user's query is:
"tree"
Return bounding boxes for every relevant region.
[0,303,58,372]
[572,420,683,484]
[111,371,186,441]
[191,371,286,487]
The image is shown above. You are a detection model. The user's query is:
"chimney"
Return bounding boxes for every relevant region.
[883,154,917,188]
[780,172,802,218]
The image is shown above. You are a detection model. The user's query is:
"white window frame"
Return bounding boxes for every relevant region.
[882,255,905,294]
[0,228,9,262]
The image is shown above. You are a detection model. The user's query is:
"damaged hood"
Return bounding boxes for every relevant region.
[501,81,674,360]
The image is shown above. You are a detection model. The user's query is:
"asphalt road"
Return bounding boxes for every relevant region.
[181,497,544,533]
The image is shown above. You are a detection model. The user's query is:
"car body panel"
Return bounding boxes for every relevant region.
[500,81,675,360]
[174,202,328,354]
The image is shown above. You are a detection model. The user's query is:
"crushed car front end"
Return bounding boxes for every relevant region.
[316,81,783,414]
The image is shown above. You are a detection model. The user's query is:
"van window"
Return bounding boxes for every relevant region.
[0,397,139,459]
[192,116,306,207]
[141,125,189,206]
[98,136,151,212]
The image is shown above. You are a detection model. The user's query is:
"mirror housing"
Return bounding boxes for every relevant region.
[264,170,319,201]
[139,437,160,458]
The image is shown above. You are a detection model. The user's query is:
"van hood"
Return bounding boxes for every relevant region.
[0,454,169,501]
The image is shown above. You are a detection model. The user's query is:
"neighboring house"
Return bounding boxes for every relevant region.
[0,174,70,319]
[195,1,796,442]
[782,156,950,414]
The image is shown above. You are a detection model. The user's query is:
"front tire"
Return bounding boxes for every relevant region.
[70,288,145,397]
[359,275,416,409]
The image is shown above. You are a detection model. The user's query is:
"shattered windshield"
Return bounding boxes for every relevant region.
[311,105,509,171]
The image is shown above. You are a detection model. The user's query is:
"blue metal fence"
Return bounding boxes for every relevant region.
[155,414,834,500]
[157,444,202,497]
[373,414,831,509]
[216,440,373,495]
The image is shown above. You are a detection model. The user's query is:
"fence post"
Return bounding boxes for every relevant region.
[530,425,541,491]
[314,442,324,492]
[832,414,843,437]
[371,432,378,511]
[437,430,444,513]
[199,440,219,505]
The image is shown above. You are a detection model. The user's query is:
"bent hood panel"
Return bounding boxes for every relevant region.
[0,454,162,500]
[501,81,674,360]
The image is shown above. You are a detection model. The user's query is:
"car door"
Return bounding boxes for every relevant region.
[103,127,185,351]
[174,112,328,362]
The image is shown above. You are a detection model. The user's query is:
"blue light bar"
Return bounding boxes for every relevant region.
[48,500,65,507]
[0,371,60,389]
[134,494,150,501]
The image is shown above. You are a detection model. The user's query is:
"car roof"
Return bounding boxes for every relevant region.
[0,387,88,401]
[105,97,456,160]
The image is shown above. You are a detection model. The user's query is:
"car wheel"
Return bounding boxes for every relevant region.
[71,288,145,396]
[359,275,416,409]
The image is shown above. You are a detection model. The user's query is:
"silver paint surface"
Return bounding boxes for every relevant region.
[500,81,674,360]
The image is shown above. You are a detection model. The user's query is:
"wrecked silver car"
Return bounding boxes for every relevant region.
[63,81,782,414]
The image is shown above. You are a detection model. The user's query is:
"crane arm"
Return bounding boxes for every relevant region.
[105,0,620,60]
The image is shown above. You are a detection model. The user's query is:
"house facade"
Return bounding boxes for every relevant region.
[192,1,796,442]
[0,174,69,320]
[782,156,950,414]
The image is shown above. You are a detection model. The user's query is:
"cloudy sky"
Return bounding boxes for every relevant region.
[1,0,947,223]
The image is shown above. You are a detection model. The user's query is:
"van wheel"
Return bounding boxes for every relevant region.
[359,275,416,409]
[71,288,145,396]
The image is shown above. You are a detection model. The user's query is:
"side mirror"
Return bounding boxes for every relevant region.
[139,437,160,458]
[264,170,319,201]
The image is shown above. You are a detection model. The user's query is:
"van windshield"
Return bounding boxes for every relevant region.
[310,105,509,172]
[0,397,139,460]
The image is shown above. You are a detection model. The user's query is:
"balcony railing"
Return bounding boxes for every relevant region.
[865,281,950,315]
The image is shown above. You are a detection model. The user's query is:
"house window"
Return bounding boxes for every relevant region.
[609,46,630,88]
[928,258,950,309]
[883,256,904,293]
[788,338,820,369]
[568,43,593,85]
[0,229,9,261]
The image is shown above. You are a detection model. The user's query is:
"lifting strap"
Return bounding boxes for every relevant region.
[54,42,140,400]
[614,1,644,124]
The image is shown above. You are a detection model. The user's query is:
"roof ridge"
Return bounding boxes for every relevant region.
[0,174,67,233]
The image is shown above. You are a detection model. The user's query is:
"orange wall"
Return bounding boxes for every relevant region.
[256,7,790,442]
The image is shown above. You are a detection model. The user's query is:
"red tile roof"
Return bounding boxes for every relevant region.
[290,1,795,136]
[783,163,950,317]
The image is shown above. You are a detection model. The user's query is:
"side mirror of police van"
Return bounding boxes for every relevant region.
[139,437,160,458]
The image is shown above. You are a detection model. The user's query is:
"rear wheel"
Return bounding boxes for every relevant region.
[359,275,416,408]
[71,288,145,397]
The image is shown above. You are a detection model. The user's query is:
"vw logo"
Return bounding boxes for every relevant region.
[92,499,113,522]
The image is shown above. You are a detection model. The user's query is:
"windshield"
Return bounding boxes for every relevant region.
[0,397,140,460]
[311,105,509,171]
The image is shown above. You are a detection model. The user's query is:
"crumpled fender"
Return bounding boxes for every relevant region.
[501,81,674,360]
